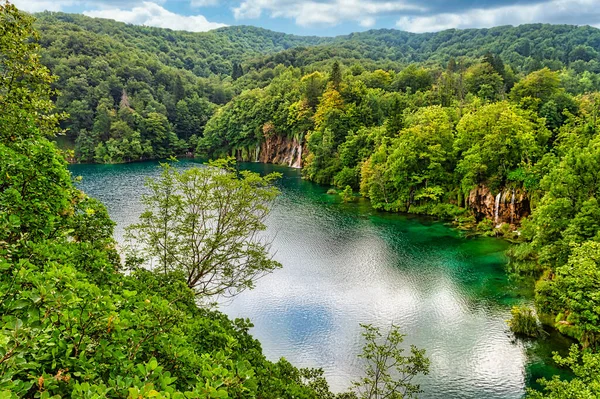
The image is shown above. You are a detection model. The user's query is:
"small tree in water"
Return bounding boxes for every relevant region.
[341,185,354,203]
[508,306,541,337]
[126,158,282,298]
[351,324,430,399]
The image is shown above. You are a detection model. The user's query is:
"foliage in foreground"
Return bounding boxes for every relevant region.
[527,346,600,399]
[351,324,430,399]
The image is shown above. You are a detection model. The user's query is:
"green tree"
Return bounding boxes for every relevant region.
[232,62,244,80]
[351,324,430,399]
[527,346,600,399]
[301,71,326,110]
[330,60,342,90]
[510,68,560,105]
[0,2,73,247]
[362,106,455,212]
[341,185,354,202]
[524,133,600,268]
[126,159,282,298]
[392,65,433,93]
[508,306,541,337]
[537,242,600,348]
[0,2,62,139]
[464,62,503,100]
[454,101,548,192]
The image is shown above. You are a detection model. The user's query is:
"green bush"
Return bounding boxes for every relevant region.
[477,218,495,236]
[508,306,540,337]
[506,243,543,275]
[340,185,354,203]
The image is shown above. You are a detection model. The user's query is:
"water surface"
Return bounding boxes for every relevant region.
[70,160,572,398]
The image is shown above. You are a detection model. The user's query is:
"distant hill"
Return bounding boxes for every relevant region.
[35,12,600,77]
[34,12,330,77]
[29,10,600,164]
[245,24,600,73]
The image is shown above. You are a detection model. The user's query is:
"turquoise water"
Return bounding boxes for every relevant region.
[70,160,572,398]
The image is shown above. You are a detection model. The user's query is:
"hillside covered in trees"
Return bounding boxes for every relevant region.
[33,12,600,165]
[3,4,600,396]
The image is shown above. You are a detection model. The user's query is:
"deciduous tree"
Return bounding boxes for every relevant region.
[126,158,282,298]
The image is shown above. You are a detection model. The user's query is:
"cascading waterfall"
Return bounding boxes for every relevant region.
[291,137,303,168]
[287,137,296,167]
[494,192,501,223]
[296,141,302,167]
[510,188,516,224]
[254,145,260,162]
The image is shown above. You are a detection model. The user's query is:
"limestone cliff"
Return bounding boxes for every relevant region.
[234,132,305,169]
[258,134,304,168]
[467,186,530,226]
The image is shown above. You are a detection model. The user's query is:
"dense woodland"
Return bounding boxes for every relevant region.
[2,2,600,397]
[33,12,600,164]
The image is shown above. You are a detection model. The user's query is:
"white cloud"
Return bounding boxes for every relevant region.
[396,0,600,33]
[233,0,424,27]
[359,17,376,28]
[190,0,219,7]
[83,2,226,32]
[11,0,75,12]
[12,0,169,13]
[14,0,600,33]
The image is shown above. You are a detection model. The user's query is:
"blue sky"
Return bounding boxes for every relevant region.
[13,0,600,36]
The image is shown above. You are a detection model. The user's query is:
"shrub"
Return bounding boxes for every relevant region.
[341,185,354,203]
[508,306,540,337]
[477,218,495,236]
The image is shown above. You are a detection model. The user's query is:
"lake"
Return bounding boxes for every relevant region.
[70,159,572,398]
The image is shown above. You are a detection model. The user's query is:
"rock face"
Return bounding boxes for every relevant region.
[467,185,530,225]
[235,134,305,169]
[259,134,304,168]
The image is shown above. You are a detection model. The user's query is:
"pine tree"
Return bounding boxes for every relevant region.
[232,62,244,80]
[330,60,342,90]
[447,57,457,73]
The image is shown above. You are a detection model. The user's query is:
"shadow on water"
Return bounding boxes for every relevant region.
[70,159,573,398]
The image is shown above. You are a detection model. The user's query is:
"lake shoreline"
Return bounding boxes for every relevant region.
[69,159,572,397]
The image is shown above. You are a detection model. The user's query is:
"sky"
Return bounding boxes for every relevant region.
[12,0,600,36]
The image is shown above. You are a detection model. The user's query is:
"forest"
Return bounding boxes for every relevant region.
[32,12,600,164]
[1,1,600,397]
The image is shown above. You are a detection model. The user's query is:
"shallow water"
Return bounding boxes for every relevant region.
[70,160,572,398]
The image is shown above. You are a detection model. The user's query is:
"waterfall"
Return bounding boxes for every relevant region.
[254,145,260,163]
[494,192,501,223]
[292,139,303,168]
[285,137,294,167]
[510,188,516,224]
[288,145,294,167]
